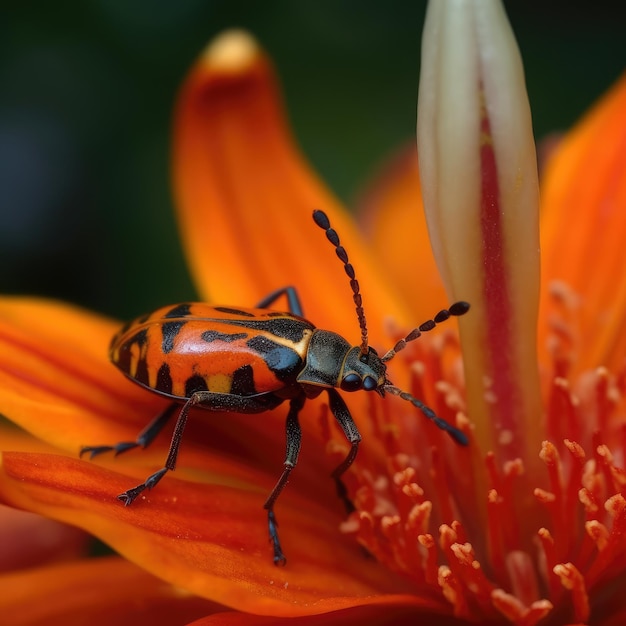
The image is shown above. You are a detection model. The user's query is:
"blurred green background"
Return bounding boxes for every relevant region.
[1,1,624,320]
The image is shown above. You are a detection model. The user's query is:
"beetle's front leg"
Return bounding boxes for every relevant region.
[326,388,362,515]
[263,395,305,565]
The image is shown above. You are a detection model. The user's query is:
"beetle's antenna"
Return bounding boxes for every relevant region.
[381,301,470,363]
[312,210,369,356]
[383,384,468,446]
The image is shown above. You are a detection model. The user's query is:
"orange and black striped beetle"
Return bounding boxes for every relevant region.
[82,209,469,565]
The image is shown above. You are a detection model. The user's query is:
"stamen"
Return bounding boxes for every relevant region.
[443,536,495,611]
[545,280,580,379]
[318,297,625,623]
[437,566,463,617]
[487,488,507,581]
[505,550,540,609]
[417,533,438,585]
[491,590,553,626]
[585,519,609,551]
[404,501,431,570]
[553,562,590,623]
[547,377,580,445]
[537,528,560,599]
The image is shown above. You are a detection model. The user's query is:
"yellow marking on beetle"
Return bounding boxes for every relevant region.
[208,373,233,393]
[268,328,313,354]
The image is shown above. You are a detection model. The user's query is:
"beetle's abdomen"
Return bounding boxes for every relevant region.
[110,303,315,400]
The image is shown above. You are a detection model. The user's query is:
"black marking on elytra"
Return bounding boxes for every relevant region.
[131,328,149,347]
[164,303,192,319]
[185,374,209,396]
[161,320,186,354]
[200,330,248,343]
[214,306,255,317]
[231,364,256,395]
[247,335,303,381]
[267,311,286,317]
[226,317,313,342]
[112,344,130,372]
[134,356,150,387]
[112,328,149,374]
[156,362,173,395]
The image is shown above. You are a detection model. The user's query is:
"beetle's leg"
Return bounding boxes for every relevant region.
[255,286,303,316]
[263,395,305,565]
[80,402,178,459]
[326,388,362,514]
[115,391,283,506]
[116,392,209,506]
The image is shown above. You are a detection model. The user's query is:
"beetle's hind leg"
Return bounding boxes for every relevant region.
[80,402,178,459]
[113,393,209,506]
[263,395,305,565]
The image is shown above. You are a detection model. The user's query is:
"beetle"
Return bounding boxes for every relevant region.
[82,209,469,565]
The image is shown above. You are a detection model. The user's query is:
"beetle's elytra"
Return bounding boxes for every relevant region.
[82,209,470,565]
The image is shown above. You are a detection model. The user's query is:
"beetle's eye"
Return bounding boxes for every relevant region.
[341,373,362,391]
[362,376,378,391]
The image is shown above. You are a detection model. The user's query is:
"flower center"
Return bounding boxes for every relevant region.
[321,302,626,624]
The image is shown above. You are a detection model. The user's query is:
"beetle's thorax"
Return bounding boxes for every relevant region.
[296,329,386,395]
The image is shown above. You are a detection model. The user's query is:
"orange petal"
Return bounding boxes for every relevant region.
[539,73,626,374]
[172,30,408,341]
[189,594,451,625]
[0,297,167,450]
[0,452,409,616]
[357,144,449,319]
[0,555,222,625]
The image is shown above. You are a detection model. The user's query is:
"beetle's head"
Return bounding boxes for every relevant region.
[340,346,387,392]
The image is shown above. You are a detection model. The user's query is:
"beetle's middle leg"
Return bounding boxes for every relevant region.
[263,395,305,566]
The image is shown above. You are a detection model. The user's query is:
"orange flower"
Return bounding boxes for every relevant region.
[1,2,626,625]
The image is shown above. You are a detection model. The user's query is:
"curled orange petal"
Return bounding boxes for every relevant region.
[173,30,408,341]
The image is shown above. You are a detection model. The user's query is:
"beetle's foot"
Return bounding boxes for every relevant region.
[80,441,140,459]
[117,468,168,506]
[118,486,145,506]
[80,445,114,459]
[267,509,287,566]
